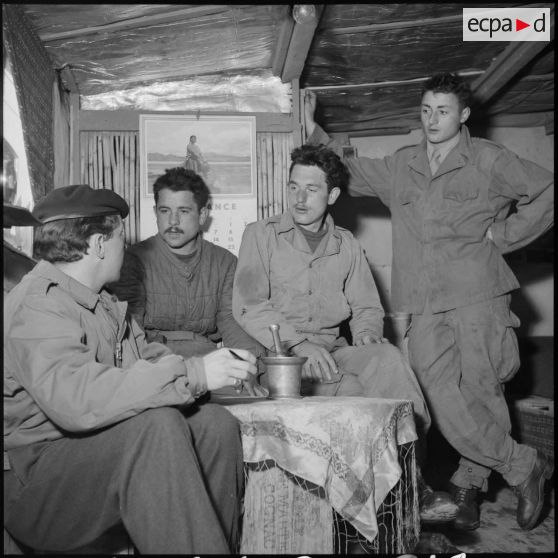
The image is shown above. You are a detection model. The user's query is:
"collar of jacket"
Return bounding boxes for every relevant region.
[407,125,474,177]
[274,211,342,256]
[154,232,203,278]
[30,260,101,310]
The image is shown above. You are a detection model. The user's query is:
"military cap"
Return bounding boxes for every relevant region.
[32,185,129,224]
[3,203,42,228]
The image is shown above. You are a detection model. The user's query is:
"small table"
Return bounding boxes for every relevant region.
[222,396,419,554]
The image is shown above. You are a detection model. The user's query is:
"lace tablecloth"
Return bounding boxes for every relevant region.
[224,395,417,543]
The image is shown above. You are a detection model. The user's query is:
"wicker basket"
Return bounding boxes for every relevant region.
[512,397,554,457]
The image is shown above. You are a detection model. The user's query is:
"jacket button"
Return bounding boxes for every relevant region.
[308,317,313,322]
[308,289,312,295]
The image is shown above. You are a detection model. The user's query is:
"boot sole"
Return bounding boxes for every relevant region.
[420,503,459,523]
[452,518,480,531]
[519,458,554,531]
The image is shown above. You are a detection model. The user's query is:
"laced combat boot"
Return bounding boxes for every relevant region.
[449,483,480,531]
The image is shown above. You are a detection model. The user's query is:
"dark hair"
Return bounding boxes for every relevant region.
[289,144,350,192]
[422,73,473,110]
[33,214,121,263]
[153,167,210,209]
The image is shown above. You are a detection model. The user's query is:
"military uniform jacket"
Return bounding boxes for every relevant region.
[310,124,554,314]
[4,261,207,451]
[233,212,384,352]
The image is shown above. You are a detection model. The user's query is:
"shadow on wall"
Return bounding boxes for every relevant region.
[331,191,393,315]
[467,114,490,140]
[330,191,391,236]
[507,336,554,398]
[509,261,554,337]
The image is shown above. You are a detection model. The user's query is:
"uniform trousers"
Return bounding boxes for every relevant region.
[4,405,244,553]
[407,294,537,490]
[299,343,431,461]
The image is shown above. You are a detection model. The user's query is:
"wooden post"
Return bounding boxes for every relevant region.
[69,92,80,184]
[291,78,302,147]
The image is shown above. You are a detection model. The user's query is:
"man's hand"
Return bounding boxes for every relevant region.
[304,90,317,139]
[485,227,494,242]
[242,360,269,397]
[291,340,338,382]
[353,334,389,346]
[202,348,257,392]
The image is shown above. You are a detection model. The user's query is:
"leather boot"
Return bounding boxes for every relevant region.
[449,483,480,530]
[417,470,458,524]
[512,450,554,531]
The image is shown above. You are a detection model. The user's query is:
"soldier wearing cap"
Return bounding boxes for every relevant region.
[4,185,257,553]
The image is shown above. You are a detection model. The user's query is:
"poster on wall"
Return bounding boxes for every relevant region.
[139,114,257,255]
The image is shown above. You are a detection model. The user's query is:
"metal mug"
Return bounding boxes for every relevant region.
[261,355,307,399]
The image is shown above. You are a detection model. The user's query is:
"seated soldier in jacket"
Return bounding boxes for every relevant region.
[233,144,457,524]
[4,185,257,554]
[110,167,266,396]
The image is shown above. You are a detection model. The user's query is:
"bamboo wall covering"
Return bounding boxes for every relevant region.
[256,132,294,220]
[80,131,141,245]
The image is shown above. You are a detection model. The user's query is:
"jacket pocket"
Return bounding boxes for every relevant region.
[443,186,479,202]
[491,304,521,382]
[457,296,521,383]
[397,189,420,205]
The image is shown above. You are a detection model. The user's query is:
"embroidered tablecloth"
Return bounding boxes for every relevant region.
[223,395,417,543]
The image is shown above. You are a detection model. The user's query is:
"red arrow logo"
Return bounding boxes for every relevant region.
[516,18,530,31]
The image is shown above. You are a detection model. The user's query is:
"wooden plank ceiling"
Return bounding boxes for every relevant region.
[18,3,555,136]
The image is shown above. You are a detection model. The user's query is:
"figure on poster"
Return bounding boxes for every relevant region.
[184,135,209,176]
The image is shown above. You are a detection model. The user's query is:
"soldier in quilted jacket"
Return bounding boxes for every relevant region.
[110,167,266,396]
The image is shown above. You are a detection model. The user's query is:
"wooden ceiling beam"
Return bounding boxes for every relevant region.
[305,71,484,91]
[39,5,231,43]
[325,3,548,35]
[326,116,420,133]
[347,127,413,138]
[483,111,554,127]
[471,8,555,104]
[275,5,324,83]
[271,11,295,76]
[327,13,464,35]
